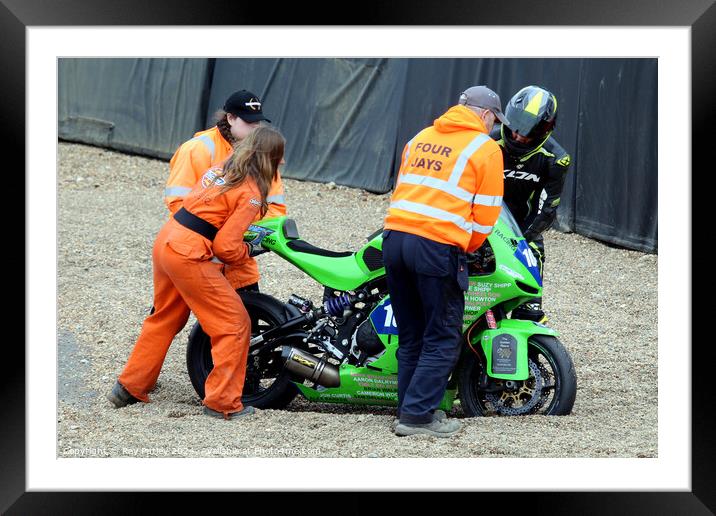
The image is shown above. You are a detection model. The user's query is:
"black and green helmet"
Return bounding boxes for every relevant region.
[504,85,558,139]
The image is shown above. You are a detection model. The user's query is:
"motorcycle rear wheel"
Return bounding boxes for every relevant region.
[457,335,577,416]
[186,291,299,409]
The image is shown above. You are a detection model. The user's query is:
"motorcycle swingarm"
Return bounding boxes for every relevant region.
[248,314,311,355]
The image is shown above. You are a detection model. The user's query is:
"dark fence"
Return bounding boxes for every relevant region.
[58,58,657,252]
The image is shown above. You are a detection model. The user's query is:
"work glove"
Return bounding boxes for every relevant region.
[245,241,265,258]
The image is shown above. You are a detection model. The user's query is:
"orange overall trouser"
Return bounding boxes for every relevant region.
[118,222,251,415]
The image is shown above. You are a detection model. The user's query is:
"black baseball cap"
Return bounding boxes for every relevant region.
[223,90,271,123]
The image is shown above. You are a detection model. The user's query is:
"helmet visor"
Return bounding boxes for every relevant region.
[505,109,541,137]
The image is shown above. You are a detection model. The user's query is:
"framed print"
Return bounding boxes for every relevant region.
[4,0,713,513]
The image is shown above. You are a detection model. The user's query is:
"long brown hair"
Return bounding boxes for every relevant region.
[213,125,285,217]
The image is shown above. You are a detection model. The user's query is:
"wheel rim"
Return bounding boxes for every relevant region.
[467,339,562,416]
[199,305,285,400]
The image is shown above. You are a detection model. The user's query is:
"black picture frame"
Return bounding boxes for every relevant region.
[5,0,712,513]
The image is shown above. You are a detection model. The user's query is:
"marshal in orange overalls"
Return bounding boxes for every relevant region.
[119,170,264,416]
[164,125,286,290]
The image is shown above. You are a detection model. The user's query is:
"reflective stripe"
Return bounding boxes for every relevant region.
[448,133,491,184]
[211,257,224,264]
[472,222,494,234]
[266,194,285,204]
[390,199,472,233]
[164,186,192,197]
[192,134,216,162]
[404,138,414,167]
[399,174,502,207]
[399,174,474,203]
[474,193,503,207]
[395,138,414,187]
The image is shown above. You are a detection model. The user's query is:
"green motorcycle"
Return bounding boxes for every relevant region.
[186,206,577,416]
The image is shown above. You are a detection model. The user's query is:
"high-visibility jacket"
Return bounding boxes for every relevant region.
[384,105,504,253]
[164,125,287,289]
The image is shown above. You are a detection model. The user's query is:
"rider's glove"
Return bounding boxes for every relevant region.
[523,229,539,243]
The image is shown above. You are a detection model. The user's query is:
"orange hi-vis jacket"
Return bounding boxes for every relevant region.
[384,105,504,253]
[164,125,287,288]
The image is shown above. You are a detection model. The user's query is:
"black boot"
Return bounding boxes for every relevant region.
[107,380,140,408]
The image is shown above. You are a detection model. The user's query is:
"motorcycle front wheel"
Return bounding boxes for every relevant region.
[186,291,299,409]
[457,335,577,416]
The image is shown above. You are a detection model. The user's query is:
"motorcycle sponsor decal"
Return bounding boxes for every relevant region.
[462,279,513,329]
[498,264,525,281]
[246,224,274,235]
[355,391,398,400]
[370,299,399,336]
[492,227,517,249]
[491,334,518,375]
[244,225,275,246]
[465,292,501,305]
[514,240,543,286]
[469,281,511,291]
[316,392,352,399]
[350,373,397,390]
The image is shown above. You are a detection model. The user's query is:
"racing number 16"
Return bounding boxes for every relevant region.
[384,303,398,328]
[522,248,538,268]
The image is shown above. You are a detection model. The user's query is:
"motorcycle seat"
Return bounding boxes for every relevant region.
[270,217,379,291]
[281,218,353,257]
[286,239,354,258]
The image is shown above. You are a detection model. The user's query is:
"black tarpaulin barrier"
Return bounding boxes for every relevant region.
[58,58,657,253]
[58,58,213,159]
[572,59,658,252]
[208,58,408,193]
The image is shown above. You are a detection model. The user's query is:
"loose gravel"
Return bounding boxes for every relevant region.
[57,142,658,459]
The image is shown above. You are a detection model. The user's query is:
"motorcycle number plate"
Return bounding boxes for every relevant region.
[491,334,518,375]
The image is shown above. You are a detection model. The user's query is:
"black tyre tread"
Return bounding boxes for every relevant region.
[186,291,299,409]
[457,334,577,417]
[530,334,577,416]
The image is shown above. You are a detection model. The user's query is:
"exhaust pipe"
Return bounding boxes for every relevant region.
[281,347,340,388]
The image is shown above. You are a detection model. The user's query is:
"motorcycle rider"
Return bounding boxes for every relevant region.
[490,85,571,323]
[164,89,287,292]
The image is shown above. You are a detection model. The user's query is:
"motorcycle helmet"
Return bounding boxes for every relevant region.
[502,86,558,154]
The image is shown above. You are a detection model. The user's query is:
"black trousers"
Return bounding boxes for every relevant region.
[382,230,468,425]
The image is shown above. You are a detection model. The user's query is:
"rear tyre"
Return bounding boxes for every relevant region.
[186,291,299,409]
[457,334,577,416]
